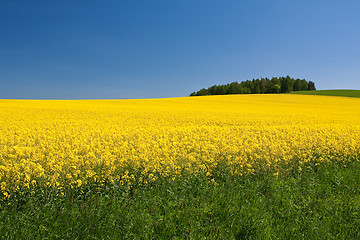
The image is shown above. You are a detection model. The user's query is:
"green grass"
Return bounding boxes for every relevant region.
[289,89,360,98]
[1,161,359,239]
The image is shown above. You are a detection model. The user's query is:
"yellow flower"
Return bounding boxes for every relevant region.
[0,94,358,192]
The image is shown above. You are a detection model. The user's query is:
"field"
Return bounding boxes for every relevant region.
[1,95,360,239]
[290,89,360,98]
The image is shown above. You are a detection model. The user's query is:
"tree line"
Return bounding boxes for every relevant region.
[190,76,316,96]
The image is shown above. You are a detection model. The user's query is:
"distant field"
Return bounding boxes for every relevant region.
[290,89,360,98]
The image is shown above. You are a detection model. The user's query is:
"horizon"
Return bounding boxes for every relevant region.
[1,1,360,99]
[1,89,359,101]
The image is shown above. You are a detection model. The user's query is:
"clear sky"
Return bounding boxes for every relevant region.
[1,0,359,99]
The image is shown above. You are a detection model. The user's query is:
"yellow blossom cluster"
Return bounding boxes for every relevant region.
[0,95,359,195]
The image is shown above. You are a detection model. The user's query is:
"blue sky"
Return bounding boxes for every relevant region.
[1,0,359,99]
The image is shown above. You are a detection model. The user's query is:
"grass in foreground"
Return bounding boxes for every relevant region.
[1,160,359,239]
[290,89,360,98]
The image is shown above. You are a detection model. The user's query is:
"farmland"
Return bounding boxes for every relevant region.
[290,89,360,98]
[0,94,360,239]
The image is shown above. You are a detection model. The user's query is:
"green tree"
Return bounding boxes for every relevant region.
[189,76,315,96]
[307,81,316,90]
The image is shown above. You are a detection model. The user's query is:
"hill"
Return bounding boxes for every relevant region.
[290,89,360,98]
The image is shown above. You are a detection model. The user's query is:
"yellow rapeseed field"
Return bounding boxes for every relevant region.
[0,95,359,196]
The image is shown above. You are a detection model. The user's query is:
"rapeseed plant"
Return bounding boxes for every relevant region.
[0,95,359,198]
